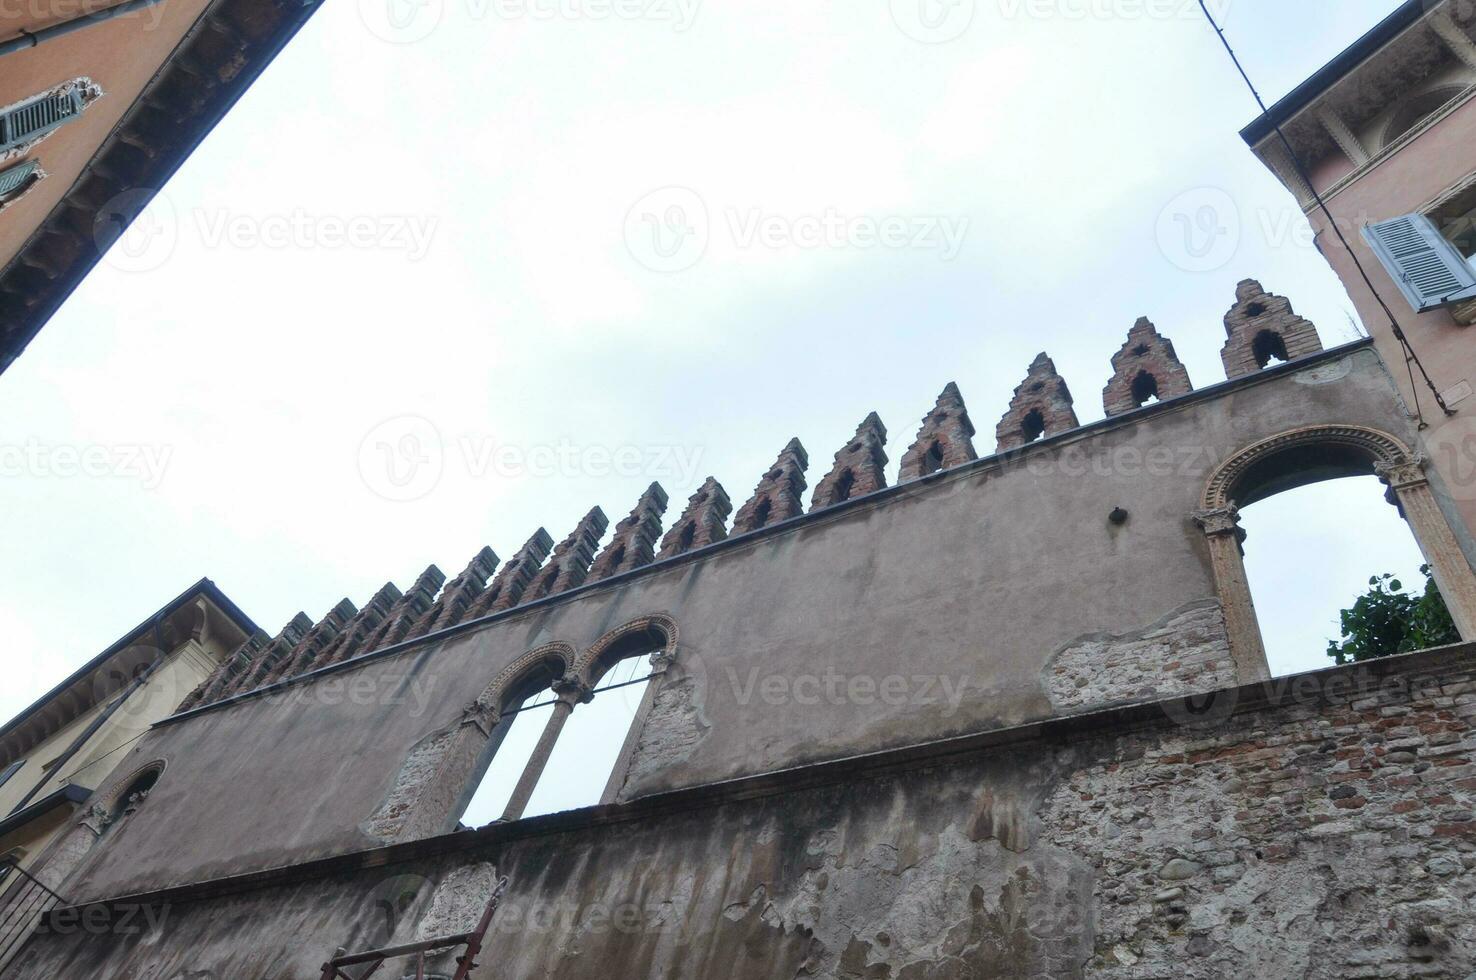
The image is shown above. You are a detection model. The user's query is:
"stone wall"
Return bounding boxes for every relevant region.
[11,646,1476,979]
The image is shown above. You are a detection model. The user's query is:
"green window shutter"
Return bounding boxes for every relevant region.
[0,159,40,201]
[1362,213,1476,313]
[0,87,84,154]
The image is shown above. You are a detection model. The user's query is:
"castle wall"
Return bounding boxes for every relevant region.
[46,345,1436,907]
[11,644,1476,979]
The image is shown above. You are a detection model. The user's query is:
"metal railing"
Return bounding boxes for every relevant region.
[0,857,66,972]
[319,876,508,980]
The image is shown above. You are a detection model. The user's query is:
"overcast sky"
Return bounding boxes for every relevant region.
[1,1,1429,747]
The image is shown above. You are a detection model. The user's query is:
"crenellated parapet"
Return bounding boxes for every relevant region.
[732,439,808,534]
[899,383,976,481]
[658,478,732,558]
[996,353,1079,453]
[466,529,556,619]
[1221,279,1323,379]
[589,483,669,582]
[524,508,611,603]
[361,565,447,652]
[173,277,1347,716]
[812,412,888,510]
[412,547,498,636]
[1103,318,1193,417]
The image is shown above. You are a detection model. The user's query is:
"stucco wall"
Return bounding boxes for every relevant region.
[10,644,1476,979]
[50,346,1434,905]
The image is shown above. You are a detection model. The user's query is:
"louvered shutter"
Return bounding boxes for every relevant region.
[1363,213,1476,313]
[0,160,39,200]
[0,88,84,154]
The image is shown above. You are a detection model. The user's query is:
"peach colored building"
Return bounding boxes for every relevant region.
[1243,0,1476,540]
[0,0,324,373]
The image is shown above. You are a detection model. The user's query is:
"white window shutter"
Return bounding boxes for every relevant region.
[1362,213,1476,313]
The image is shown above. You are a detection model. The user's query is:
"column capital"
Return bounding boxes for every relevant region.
[649,649,678,674]
[1193,505,1241,537]
[552,676,594,706]
[1375,454,1429,491]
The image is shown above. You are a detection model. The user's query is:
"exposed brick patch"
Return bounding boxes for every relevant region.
[657,477,732,559]
[899,382,977,481]
[1045,601,1234,712]
[1044,671,1476,977]
[465,528,555,618]
[412,547,498,636]
[996,353,1079,453]
[811,412,888,510]
[523,507,610,603]
[1101,318,1193,417]
[732,438,809,534]
[588,482,669,582]
[1220,279,1323,379]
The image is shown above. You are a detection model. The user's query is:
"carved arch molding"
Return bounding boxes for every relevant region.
[1197,425,1476,682]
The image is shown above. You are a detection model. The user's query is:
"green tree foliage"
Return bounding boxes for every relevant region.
[1327,565,1459,665]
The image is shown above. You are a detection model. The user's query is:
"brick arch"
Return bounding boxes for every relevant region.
[1195,424,1476,683]
[1200,424,1412,512]
[472,641,576,714]
[572,613,679,685]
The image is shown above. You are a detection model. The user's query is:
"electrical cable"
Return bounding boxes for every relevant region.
[1196,0,1456,427]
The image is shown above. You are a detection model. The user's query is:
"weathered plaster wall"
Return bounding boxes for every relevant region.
[52,347,1436,905]
[12,646,1476,979]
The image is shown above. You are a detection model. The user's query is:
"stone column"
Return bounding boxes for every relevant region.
[1193,506,1271,684]
[1377,456,1476,641]
[500,678,592,822]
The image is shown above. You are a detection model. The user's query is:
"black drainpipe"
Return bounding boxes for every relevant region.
[0,0,169,58]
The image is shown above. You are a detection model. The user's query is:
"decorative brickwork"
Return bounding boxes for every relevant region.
[732,439,809,535]
[1220,279,1322,379]
[1102,318,1193,417]
[996,353,1079,453]
[657,477,732,559]
[588,483,669,582]
[899,383,977,481]
[465,529,555,618]
[230,612,313,698]
[360,565,447,653]
[523,507,610,603]
[411,547,498,636]
[177,630,269,712]
[811,412,888,511]
[316,583,402,668]
[267,599,358,683]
